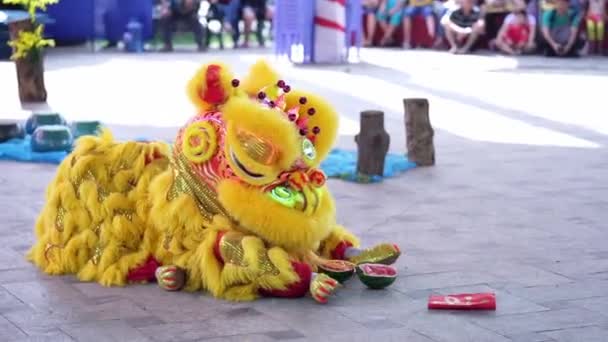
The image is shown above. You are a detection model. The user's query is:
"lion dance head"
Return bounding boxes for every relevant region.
[171,60,340,252]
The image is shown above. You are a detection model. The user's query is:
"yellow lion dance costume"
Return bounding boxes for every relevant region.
[28,60,400,303]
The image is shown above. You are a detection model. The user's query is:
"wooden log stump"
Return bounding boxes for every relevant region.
[355,110,390,176]
[403,98,435,166]
[8,19,48,103]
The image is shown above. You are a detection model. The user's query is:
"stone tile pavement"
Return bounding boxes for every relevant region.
[1,48,608,341]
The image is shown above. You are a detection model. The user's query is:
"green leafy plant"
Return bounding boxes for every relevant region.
[2,0,59,60]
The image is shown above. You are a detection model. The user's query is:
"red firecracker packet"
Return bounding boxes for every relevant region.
[427,293,496,310]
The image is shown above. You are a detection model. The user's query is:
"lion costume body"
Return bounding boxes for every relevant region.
[28,60,400,303]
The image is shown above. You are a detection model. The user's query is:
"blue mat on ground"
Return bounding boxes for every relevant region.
[321,149,417,183]
[0,137,417,182]
[0,136,69,164]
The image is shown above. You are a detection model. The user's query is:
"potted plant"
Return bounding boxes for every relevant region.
[3,0,58,103]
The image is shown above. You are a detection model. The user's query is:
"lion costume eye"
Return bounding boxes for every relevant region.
[236,130,278,165]
[301,138,316,162]
[225,122,283,185]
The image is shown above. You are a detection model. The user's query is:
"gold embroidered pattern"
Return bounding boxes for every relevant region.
[114,209,134,221]
[257,249,280,276]
[163,234,172,250]
[91,245,102,265]
[167,172,190,202]
[97,185,109,202]
[236,130,277,165]
[110,161,131,178]
[71,169,110,202]
[219,232,279,275]
[55,206,66,232]
[219,232,247,266]
[167,153,229,221]
[44,243,63,263]
[92,222,102,235]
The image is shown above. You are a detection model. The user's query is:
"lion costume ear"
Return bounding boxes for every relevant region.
[187,62,235,112]
[240,59,281,97]
[285,90,339,165]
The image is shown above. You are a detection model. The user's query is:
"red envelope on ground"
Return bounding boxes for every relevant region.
[428,293,496,310]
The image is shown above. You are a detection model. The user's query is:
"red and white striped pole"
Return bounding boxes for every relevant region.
[314,0,346,63]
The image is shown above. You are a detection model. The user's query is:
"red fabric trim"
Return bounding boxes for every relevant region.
[331,241,354,260]
[127,256,161,282]
[202,64,225,105]
[314,17,346,32]
[259,261,312,298]
[144,148,164,165]
[326,0,346,5]
[213,231,226,263]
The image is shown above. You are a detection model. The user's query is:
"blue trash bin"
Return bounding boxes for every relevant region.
[124,18,144,52]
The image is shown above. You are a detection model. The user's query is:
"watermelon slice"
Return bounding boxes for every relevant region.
[356,263,397,289]
[318,259,355,283]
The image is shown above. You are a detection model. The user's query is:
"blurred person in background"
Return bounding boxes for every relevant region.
[159,0,205,51]
[494,0,537,54]
[239,0,268,47]
[443,0,485,53]
[376,0,405,46]
[362,0,382,46]
[584,0,606,54]
[541,0,583,56]
[402,0,437,49]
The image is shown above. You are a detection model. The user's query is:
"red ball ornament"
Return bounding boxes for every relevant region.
[231,79,240,87]
[257,91,266,100]
[288,113,297,121]
[299,128,308,136]
[307,108,316,115]
[283,85,291,93]
[312,126,320,134]
[299,97,307,105]
[277,80,286,88]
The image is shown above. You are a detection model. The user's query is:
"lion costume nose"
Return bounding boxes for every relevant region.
[287,169,326,191]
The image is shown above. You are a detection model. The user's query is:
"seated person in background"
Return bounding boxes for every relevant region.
[240,0,268,47]
[363,0,382,46]
[377,0,405,46]
[541,0,583,56]
[159,0,205,52]
[402,0,437,49]
[206,0,227,49]
[434,0,460,48]
[585,0,606,54]
[495,0,537,54]
[443,0,485,53]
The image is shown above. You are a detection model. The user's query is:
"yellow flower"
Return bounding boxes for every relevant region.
[8,24,54,60]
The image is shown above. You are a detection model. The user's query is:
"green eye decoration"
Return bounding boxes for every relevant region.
[302,138,316,161]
